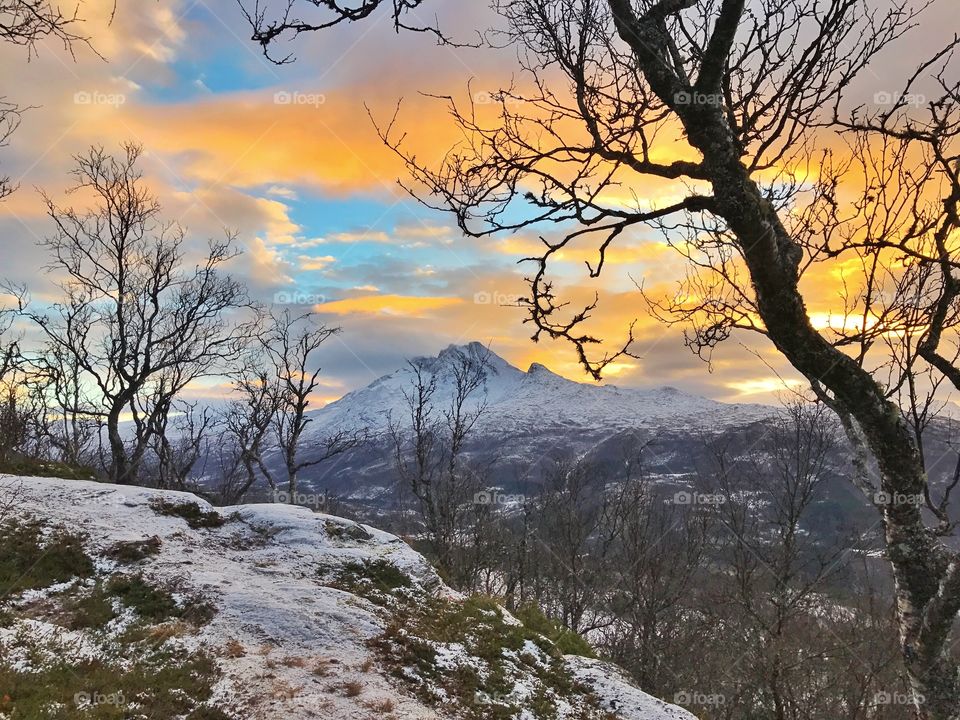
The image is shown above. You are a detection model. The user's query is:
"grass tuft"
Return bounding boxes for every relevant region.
[105,536,162,563]
[0,518,93,595]
[149,498,227,529]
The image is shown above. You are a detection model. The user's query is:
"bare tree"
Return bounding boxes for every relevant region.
[704,405,864,719]
[0,99,22,201]
[263,1,960,714]
[0,285,27,464]
[262,310,365,500]
[238,0,452,63]
[32,143,253,485]
[0,283,24,383]
[0,0,94,56]
[218,362,280,502]
[391,345,492,581]
[599,450,712,701]
[148,397,215,490]
[29,342,99,467]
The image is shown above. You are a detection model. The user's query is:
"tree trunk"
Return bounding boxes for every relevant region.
[287,467,297,499]
[607,11,960,715]
[106,404,131,485]
[699,125,957,719]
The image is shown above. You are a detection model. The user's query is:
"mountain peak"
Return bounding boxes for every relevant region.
[438,341,493,361]
[433,342,521,377]
[527,361,562,378]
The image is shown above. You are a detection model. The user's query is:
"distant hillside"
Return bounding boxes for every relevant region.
[277,342,780,503]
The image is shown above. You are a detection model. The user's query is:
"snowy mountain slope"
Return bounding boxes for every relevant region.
[1,475,697,720]
[309,342,774,437]
[283,342,777,499]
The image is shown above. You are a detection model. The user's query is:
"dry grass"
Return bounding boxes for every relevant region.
[343,679,364,697]
[224,638,246,658]
[358,657,374,673]
[147,620,192,643]
[312,657,338,677]
[281,656,307,668]
[363,697,396,712]
[269,680,303,700]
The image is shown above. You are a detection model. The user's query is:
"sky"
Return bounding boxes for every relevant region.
[0,0,956,408]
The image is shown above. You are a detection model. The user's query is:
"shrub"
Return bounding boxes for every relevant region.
[328,559,412,604]
[0,457,97,481]
[514,604,595,658]
[0,518,93,594]
[0,644,222,719]
[371,594,606,720]
[149,498,226,529]
[105,536,162,563]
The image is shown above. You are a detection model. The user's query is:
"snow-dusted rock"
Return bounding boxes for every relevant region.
[567,656,699,720]
[4,475,698,720]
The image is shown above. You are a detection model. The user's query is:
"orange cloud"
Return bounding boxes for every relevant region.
[113,92,465,196]
[315,294,465,317]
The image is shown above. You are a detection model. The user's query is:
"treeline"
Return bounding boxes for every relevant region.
[386,350,916,719]
[0,143,358,496]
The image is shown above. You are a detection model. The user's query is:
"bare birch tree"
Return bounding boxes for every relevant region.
[32,143,253,485]
[246,2,960,713]
[299,2,960,714]
[262,310,365,500]
[391,345,492,581]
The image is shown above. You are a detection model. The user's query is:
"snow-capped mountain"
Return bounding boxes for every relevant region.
[315,341,775,437]
[286,342,779,501]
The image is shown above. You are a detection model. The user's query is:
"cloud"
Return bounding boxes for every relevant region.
[314,294,465,317]
[6,0,952,409]
[326,230,392,244]
[296,254,337,271]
